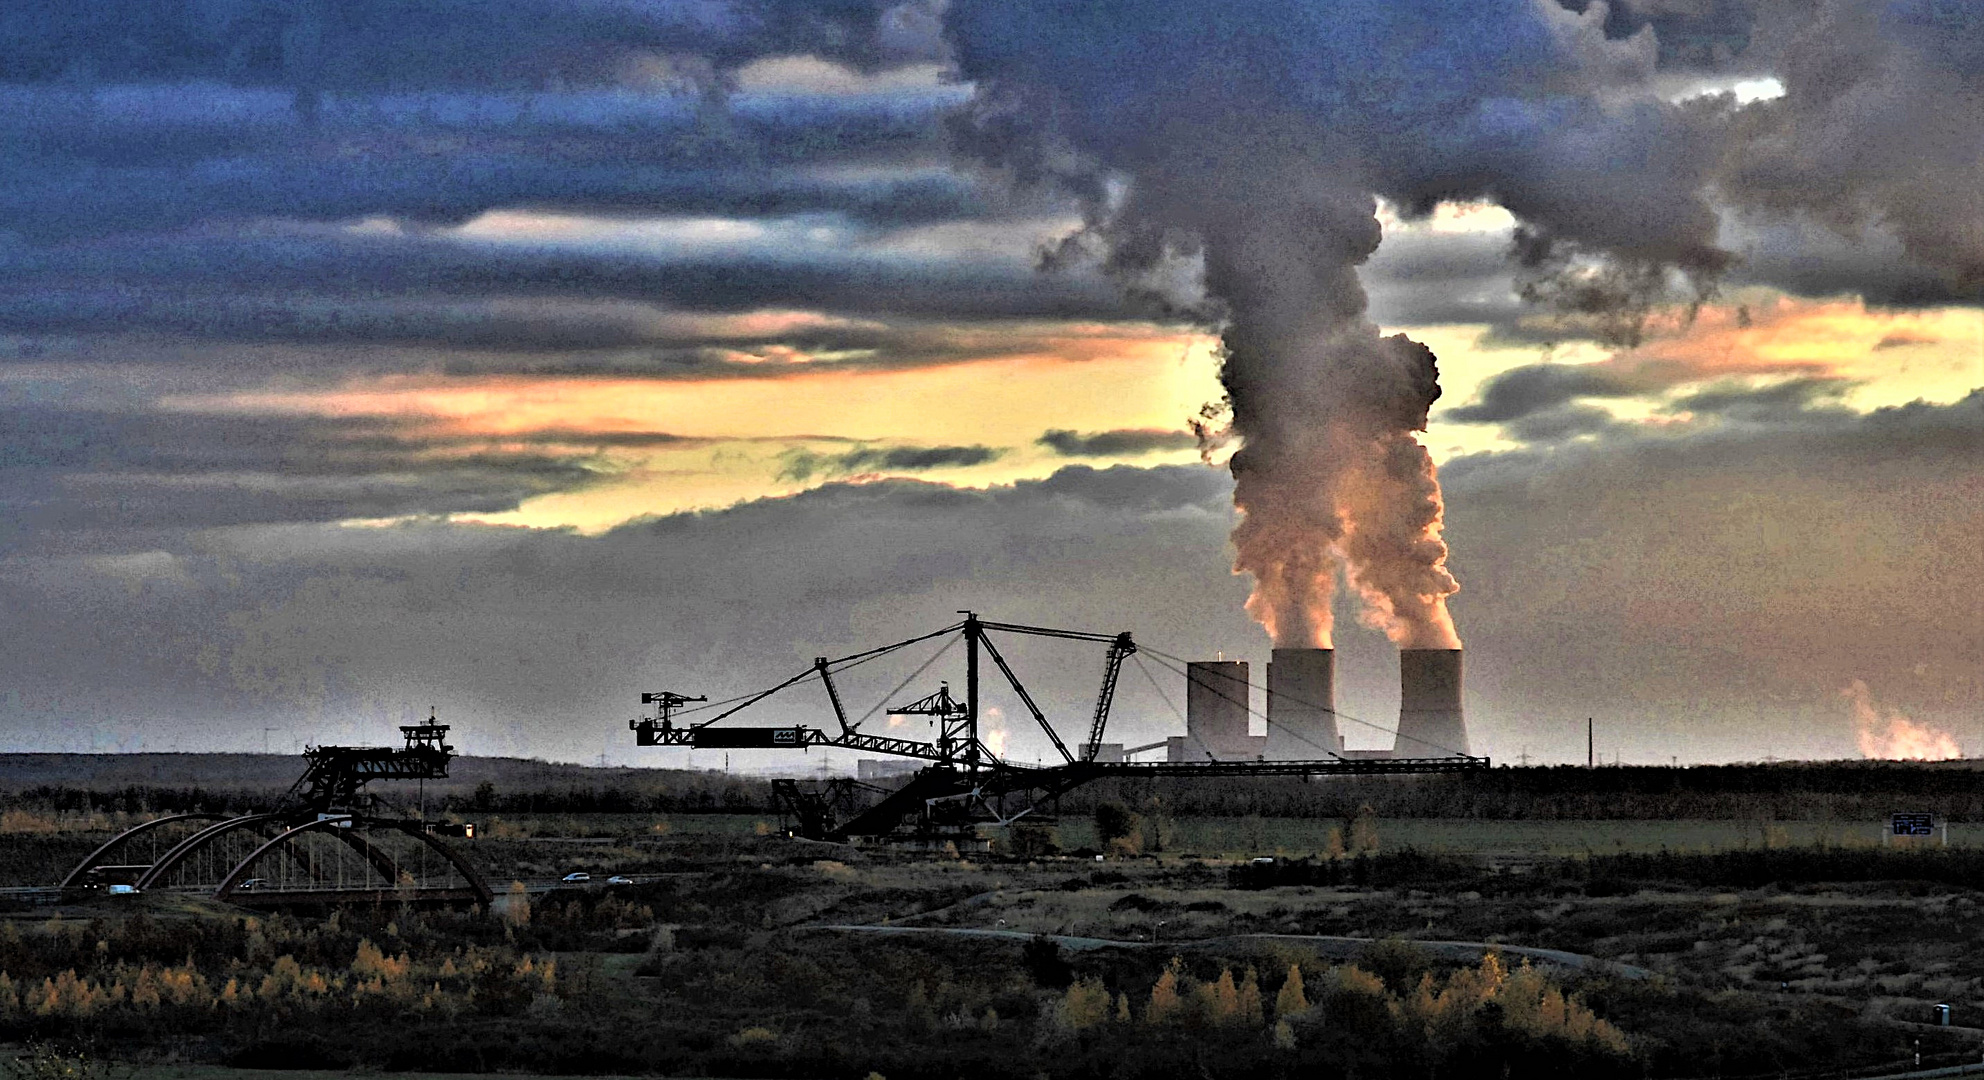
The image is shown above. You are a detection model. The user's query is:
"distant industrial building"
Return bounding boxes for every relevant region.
[1172,648,1470,761]
[856,758,922,780]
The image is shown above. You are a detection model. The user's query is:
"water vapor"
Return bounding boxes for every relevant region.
[944,0,1728,647]
[1845,679,1960,761]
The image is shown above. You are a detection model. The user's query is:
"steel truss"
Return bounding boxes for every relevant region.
[62,712,491,907]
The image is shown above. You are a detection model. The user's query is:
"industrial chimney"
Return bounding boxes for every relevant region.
[1396,649,1468,757]
[1177,660,1255,761]
[1265,648,1338,760]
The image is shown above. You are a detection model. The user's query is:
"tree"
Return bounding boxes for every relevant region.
[1238,966,1264,1026]
[1204,967,1240,1026]
[1057,977,1112,1031]
[1147,957,1184,1025]
[1094,803,1141,849]
[1275,964,1309,1018]
[1009,823,1060,858]
[1348,805,1379,854]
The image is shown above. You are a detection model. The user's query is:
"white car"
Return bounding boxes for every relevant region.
[606,875,633,886]
[560,872,591,884]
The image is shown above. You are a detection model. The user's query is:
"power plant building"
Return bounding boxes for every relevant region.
[1182,647,1470,761]
[1264,648,1340,759]
[1396,648,1468,757]
[1168,660,1266,761]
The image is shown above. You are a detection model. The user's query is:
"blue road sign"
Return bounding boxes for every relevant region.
[1892,813,1935,836]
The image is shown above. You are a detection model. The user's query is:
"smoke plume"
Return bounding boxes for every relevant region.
[945,0,1711,648]
[1844,679,1960,761]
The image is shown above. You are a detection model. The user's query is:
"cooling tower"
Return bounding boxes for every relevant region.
[1396,648,1469,757]
[1265,648,1337,760]
[1184,660,1253,760]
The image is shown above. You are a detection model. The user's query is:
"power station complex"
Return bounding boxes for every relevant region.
[1166,648,1469,763]
[631,615,1485,842]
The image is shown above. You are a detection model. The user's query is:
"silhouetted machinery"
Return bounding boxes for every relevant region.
[633,613,1488,843]
[64,711,491,907]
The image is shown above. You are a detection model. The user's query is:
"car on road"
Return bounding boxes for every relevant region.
[237,878,270,891]
[606,875,633,886]
[560,872,591,884]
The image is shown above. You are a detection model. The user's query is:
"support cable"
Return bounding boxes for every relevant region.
[849,634,959,732]
[677,622,967,725]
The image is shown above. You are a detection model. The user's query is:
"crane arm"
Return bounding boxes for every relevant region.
[978,634,1075,764]
[1082,633,1136,762]
[815,657,853,736]
[976,620,1124,644]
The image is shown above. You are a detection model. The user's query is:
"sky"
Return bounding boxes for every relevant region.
[0,0,1978,769]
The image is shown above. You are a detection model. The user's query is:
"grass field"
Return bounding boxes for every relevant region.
[1040,815,1976,858]
[122,1067,686,1080]
[436,812,1981,856]
[7,811,1969,889]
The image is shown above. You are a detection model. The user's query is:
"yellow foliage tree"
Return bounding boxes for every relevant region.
[1057,976,1112,1031]
[1238,966,1264,1026]
[128,967,162,1010]
[1146,957,1184,1025]
[1203,968,1240,1027]
[504,880,531,927]
[1275,964,1309,1018]
[1323,827,1346,860]
[1334,964,1389,999]
[260,954,304,999]
[1348,806,1379,855]
[30,970,97,1017]
[352,939,410,982]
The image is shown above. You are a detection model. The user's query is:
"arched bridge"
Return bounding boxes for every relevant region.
[62,712,490,910]
[65,811,491,909]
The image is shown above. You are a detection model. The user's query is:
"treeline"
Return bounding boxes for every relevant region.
[1230,843,1984,892]
[0,777,777,817]
[0,890,663,1066]
[444,777,772,815]
[0,786,256,816]
[10,759,1984,821]
[1064,762,1984,820]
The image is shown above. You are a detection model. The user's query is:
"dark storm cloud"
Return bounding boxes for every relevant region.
[0,1,939,90]
[0,219,1139,361]
[1559,0,1758,70]
[0,84,976,244]
[1501,403,1622,443]
[1718,0,1984,296]
[0,404,637,554]
[777,443,1000,481]
[1037,428,1198,457]
[1666,376,1854,420]
[1720,213,1984,306]
[1445,364,1640,424]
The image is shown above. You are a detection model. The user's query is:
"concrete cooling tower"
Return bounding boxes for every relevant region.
[1264,648,1338,760]
[1171,660,1264,761]
[1396,648,1469,757]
